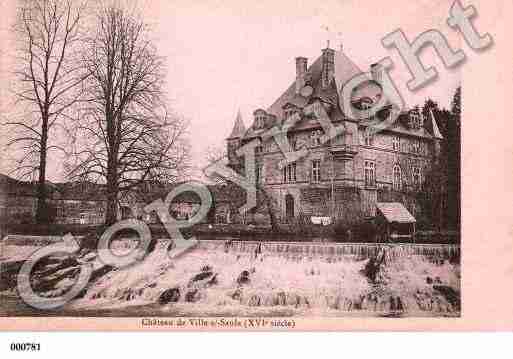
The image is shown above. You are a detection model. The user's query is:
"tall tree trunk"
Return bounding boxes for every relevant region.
[105,153,118,226]
[35,117,49,224]
[105,176,118,225]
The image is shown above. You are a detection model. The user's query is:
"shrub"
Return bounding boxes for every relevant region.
[252,213,269,226]
[293,212,315,237]
[332,220,349,236]
[353,221,377,242]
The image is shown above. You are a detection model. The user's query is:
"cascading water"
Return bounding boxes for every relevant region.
[69,240,460,316]
[197,240,460,260]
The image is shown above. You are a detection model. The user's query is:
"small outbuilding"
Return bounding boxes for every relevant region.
[375,202,416,242]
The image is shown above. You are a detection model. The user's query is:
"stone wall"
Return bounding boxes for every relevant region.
[52,199,106,224]
[251,126,435,224]
[1,195,37,224]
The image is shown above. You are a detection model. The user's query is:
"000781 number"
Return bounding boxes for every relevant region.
[10,343,41,351]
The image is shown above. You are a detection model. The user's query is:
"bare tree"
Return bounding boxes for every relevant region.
[65,4,189,225]
[7,0,85,223]
[203,145,229,184]
[203,144,279,230]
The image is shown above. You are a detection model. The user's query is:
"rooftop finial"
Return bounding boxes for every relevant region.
[322,26,331,49]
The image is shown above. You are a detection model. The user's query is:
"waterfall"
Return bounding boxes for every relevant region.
[196,240,460,261]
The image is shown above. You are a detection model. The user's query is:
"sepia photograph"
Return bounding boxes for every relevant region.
[1,0,505,331]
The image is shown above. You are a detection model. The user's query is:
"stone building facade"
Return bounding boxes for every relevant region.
[0,174,239,225]
[225,45,443,223]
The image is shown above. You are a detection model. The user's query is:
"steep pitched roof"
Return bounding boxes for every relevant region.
[266,50,381,119]
[227,110,246,139]
[266,56,322,118]
[358,112,434,139]
[376,202,416,223]
[240,46,441,143]
[266,50,373,119]
[429,108,444,140]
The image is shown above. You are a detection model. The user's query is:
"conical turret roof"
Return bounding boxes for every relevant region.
[429,108,444,140]
[227,109,246,139]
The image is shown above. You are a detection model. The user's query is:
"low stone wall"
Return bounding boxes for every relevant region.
[1,234,460,261]
[3,234,83,246]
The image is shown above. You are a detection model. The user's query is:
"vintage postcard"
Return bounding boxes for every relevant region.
[0,0,511,331]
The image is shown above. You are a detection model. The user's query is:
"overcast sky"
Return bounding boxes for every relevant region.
[0,0,462,182]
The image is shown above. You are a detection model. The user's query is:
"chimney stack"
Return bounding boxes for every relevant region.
[321,47,335,89]
[295,57,308,94]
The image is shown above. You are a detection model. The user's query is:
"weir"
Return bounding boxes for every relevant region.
[196,240,460,261]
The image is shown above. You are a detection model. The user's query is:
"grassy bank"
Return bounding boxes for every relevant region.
[2,222,460,244]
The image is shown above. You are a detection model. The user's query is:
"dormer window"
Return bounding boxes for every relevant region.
[283,104,300,121]
[410,111,421,129]
[253,109,267,129]
[255,116,265,129]
[311,129,323,147]
[286,109,299,120]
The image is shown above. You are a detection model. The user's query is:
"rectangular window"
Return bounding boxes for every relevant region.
[364,160,375,187]
[255,144,263,154]
[282,163,297,183]
[412,140,421,154]
[287,134,297,151]
[311,160,321,183]
[256,164,263,184]
[412,166,422,188]
[392,136,400,151]
[393,165,402,191]
[364,129,373,146]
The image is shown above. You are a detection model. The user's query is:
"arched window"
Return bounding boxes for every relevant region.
[393,165,402,191]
